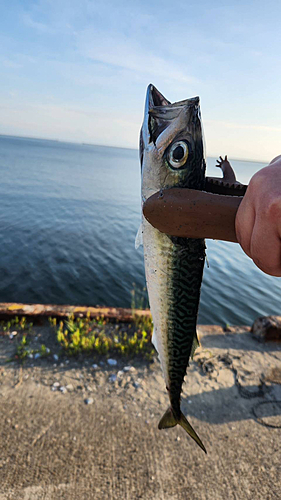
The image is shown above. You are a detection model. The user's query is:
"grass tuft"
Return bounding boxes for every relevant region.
[49,311,155,360]
[8,335,51,363]
[0,316,33,335]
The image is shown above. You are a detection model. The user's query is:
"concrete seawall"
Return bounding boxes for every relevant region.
[0,302,151,322]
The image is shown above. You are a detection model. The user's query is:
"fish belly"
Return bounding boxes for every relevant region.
[143,216,205,408]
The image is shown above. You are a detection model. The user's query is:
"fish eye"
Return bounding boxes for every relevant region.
[167,141,189,168]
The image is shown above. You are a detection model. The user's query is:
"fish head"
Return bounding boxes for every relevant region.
[140,84,206,203]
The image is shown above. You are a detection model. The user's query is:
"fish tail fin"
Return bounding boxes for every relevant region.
[158,407,177,429]
[158,407,207,454]
[178,411,207,454]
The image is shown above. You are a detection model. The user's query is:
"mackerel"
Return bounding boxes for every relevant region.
[137,84,207,453]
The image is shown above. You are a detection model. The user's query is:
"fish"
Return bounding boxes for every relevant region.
[137,84,207,453]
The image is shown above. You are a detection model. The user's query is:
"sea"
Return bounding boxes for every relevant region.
[0,134,280,326]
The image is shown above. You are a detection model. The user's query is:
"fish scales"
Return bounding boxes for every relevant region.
[138,84,207,453]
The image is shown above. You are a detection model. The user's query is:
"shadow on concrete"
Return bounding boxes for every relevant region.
[181,384,281,425]
[200,331,280,352]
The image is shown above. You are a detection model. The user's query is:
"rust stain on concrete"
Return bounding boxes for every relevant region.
[0,302,151,322]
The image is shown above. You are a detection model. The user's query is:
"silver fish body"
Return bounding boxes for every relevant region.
[139,85,207,453]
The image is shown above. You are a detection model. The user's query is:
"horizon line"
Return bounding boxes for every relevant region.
[0,132,268,165]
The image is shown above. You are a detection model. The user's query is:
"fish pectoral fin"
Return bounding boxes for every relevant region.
[135,224,143,249]
[190,333,200,360]
[158,407,207,454]
[151,328,159,353]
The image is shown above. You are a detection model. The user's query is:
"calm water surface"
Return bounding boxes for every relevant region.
[0,135,280,325]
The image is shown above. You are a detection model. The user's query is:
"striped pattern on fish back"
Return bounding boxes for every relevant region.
[166,236,205,417]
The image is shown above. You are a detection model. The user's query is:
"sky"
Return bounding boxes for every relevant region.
[0,0,281,161]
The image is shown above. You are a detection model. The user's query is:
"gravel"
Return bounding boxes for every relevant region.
[84,398,94,405]
[107,359,117,366]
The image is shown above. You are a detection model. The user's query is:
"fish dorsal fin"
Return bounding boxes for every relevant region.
[135,224,143,249]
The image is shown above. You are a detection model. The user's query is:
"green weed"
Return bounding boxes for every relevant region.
[50,311,155,360]
[0,315,52,362]
[14,334,29,362]
[11,336,51,363]
[0,316,33,335]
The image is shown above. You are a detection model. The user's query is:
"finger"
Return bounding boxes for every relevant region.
[225,155,228,161]
[219,156,223,162]
[235,196,255,258]
[250,220,281,276]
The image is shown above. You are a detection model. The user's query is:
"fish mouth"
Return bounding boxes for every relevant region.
[147,84,171,108]
[146,85,200,147]
[140,84,200,169]
[148,84,199,120]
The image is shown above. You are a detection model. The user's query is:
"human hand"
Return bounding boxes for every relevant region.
[235,155,281,276]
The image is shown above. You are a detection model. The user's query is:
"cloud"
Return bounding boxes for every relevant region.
[1,0,280,159]
[22,12,56,34]
[21,0,79,34]
[75,28,198,86]
[20,0,199,87]
[2,59,23,69]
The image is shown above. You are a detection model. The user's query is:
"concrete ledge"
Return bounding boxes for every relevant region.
[0,302,151,322]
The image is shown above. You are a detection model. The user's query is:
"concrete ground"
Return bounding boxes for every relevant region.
[0,325,280,499]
